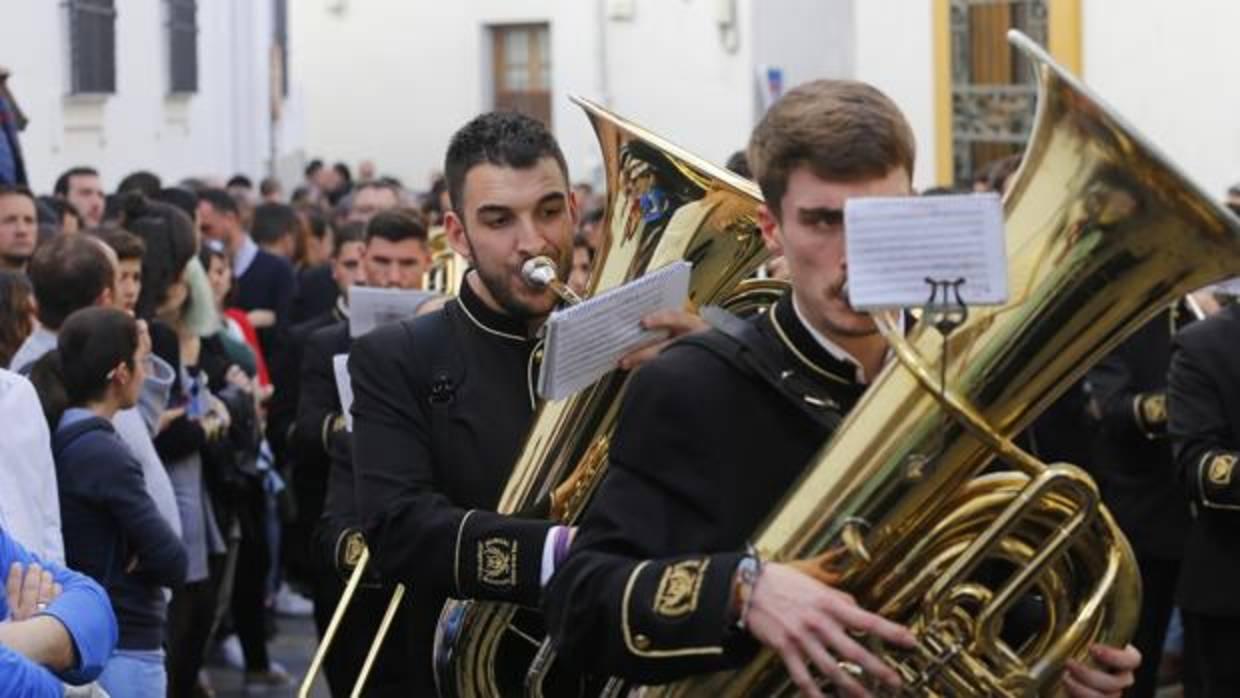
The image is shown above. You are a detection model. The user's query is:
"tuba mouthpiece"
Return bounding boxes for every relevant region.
[521,256,559,289]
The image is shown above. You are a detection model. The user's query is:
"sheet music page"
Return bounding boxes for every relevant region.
[349,286,439,338]
[538,261,692,401]
[844,193,1008,310]
[333,354,354,432]
[1213,277,1240,296]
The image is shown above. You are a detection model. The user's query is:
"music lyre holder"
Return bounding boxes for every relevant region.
[923,277,968,395]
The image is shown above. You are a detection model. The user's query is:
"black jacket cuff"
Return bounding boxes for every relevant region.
[617,552,744,661]
[1194,450,1240,511]
[454,510,555,606]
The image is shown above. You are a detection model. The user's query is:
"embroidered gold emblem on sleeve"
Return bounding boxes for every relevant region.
[478,538,519,586]
[1208,453,1237,486]
[653,558,709,618]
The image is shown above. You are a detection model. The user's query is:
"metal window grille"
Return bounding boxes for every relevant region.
[949,0,1048,186]
[167,0,198,94]
[67,0,118,94]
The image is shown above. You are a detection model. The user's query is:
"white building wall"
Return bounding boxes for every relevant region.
[1082,1,1240,197]
[292,0,859,193]
[852,0,937,191]
[0,0,299,193]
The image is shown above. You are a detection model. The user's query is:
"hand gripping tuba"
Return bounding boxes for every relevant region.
[630,30,1240,697]
[431,96,779,698]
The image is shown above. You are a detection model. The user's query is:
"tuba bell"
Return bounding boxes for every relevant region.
[630,30,1240,698]
[431,96,780,697]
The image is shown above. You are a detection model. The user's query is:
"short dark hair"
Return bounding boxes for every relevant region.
[227,174,254,190]
[117,196,196,319]
[198,187,239,216]
[30,307,139,425]
[748,80,916,217]
[117,170,162,197]
[252,202,299,245]
[59,307,140,402]
[28,234,116,329]
[35,195,83,230]
[298,206,329,241]
[305,160,324,178]
[725,150,752,179]
[333,221,366,258]
[259,177,282,197]
[444,111,569,215]
[54,166,100,197]
[365,208,428,245]
[91,226,146,262]
[152,186,199,220]
[983,154,1022,194]
[0,184,36,206]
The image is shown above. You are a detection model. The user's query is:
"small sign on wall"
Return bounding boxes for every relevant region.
[757,65,784,112]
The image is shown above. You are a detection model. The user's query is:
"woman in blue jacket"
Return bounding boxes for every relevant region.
[31,307,187,697]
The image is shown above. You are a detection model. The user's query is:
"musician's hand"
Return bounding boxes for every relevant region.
[617,309,707,370]
[746,563,914,698]
[1063,644,1139,698]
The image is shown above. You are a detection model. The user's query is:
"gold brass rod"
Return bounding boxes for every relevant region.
[875,311,1044,477]
[350,583,408,698]
[299,548,370,698]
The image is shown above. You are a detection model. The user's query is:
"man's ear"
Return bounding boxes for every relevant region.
[757,204,783,257]
[96,287,115,309]
[444,210,474,264]
[568,188,581,230]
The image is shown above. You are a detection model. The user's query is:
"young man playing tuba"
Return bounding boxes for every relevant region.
[542,79,1140,698]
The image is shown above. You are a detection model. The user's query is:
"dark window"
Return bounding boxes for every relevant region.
[67,0,118,95]
[167,0,198,94]
[492,24,552,126]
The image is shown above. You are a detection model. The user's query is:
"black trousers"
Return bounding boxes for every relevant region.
[1126,555,1180,698]
[166,578,218,698]
[311,573,419,697]
[232,479,273,672]
[1182,611,1240,698]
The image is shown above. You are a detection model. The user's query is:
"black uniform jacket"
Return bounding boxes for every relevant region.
[1168,303,1240,616]
[1088,308,1190,560]
[350,277,557,691]
[293,319,352,569]
[543,293,867,684]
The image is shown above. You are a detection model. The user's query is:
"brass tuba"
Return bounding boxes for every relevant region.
[424,225,468,295]
[632,30,1240,698]
[431,96,778,697]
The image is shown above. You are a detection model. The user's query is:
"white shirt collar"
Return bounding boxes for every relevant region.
[232,235,258,278]
[790,293,902,384]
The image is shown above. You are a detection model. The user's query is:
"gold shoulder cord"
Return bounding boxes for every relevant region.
[768,310,851,386]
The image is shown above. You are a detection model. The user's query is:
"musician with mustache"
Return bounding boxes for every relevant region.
[347,111,699,694]
[542,80,1140,698]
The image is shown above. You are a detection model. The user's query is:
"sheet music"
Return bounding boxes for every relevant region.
[1212,277,1240,296]
[537,261,692,401]
[349,286,439,338]
[844,193,1008,310]
[333,354,354,432]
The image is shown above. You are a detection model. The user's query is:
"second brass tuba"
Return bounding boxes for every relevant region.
[631,31,1240,697]
[431,96,777,697]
